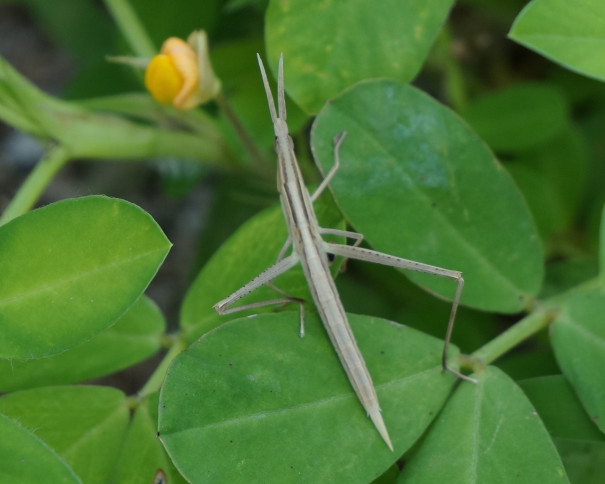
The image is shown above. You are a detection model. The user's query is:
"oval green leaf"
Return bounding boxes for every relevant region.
[509,0,605,82]
[159,312,458,483]
[551,285,605,433]
[113,394,187,484]
[0,295,165,392]
[311,80,543,312]
[519,375,605,484]
[506,127,588,242]
[0,386,129,484]
[519,375,604,442]
[265,0,454,113]
[0,195,171,359]
[398,367,569,483]
[0,413,81,484]
[459,83,568,152]
[600,204,605,282]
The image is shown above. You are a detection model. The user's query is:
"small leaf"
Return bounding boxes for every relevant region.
[0,295,165,392]
[551,285,605,433]
[398,367,569,483]
[541,259,598,299]
[509,0,605,82]
[505,127,588,241]
[519,375,604,441]
[0,196,171,359]
[0,386,129,484]
[0,413,81,484]
[160,313,458,483]
[459,83,567,152]
[265,0,454,113]
[180,196,343,343]
[519,375,605,484]
[113,394,187,484]
[600,204,605,282]
[312,80,543,312]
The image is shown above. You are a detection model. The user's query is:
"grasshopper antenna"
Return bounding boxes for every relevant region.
[256,53,277,123]
[277,53,287,120]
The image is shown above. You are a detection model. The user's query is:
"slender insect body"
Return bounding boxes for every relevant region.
[214,53,470,453]
[261,58,393,450]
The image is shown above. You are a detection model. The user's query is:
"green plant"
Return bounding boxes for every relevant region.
[1,0,604,482]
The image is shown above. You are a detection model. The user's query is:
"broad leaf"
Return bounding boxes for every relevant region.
[509,0,605,82]
[600,204,605,282]
[551,285,605,433]
[0,386,129,484]
[113,394,187,484]
[460,83,567,152]
[0,196,171,359]
[0,295,165,392]
[398,367,569,483]
[160,313,458,483]
[505,127,588,241]
[312,80,543,312]
[0,413,80,484]
[265,0,454,113]
[520,375,605,484]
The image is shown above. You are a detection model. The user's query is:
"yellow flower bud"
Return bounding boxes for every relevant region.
[144,54,184,105]
[144,33,220,110]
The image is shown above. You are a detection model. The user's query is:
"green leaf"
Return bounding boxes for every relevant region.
[0,386,129,484]
[312,80,543,312]
[519,375,605,484]
[509,0,605,82]
[0,196,171,359]
[459,83,567,152]
[551,285,605,433]
[0,413,81,484]
[541,259,598,299]
[180,196,344,343]
[505,127,588,240]
[113,394,186,484]
[600,204,605,282]
[0,295,165,392]
[265,0,454,113]
[505,163,561,243]
[398,367,569,483]
[159,313,458,483]
[519,375,604,442]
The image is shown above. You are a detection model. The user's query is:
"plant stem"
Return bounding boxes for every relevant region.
[440,28,468,111]
[469,308,557,367]
[214,91,271,178]
[0,144,70,226]
[104,0,156,58]
[138,334,187,398]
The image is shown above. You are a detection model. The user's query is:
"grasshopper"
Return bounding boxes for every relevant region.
[214,54,468,451]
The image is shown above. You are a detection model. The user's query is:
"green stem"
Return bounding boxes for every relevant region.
[441,29,468,111]
[104,0,156,58]
[215,91,271,178]
[0,144,70,226]
[138,334,187,398]
[469,308,557,367]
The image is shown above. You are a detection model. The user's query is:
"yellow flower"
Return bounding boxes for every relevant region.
[144,32,220,110]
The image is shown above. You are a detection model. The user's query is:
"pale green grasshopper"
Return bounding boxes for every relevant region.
[214,54,469,451]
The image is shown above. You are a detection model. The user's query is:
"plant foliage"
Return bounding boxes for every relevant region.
[1,0,604,483]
